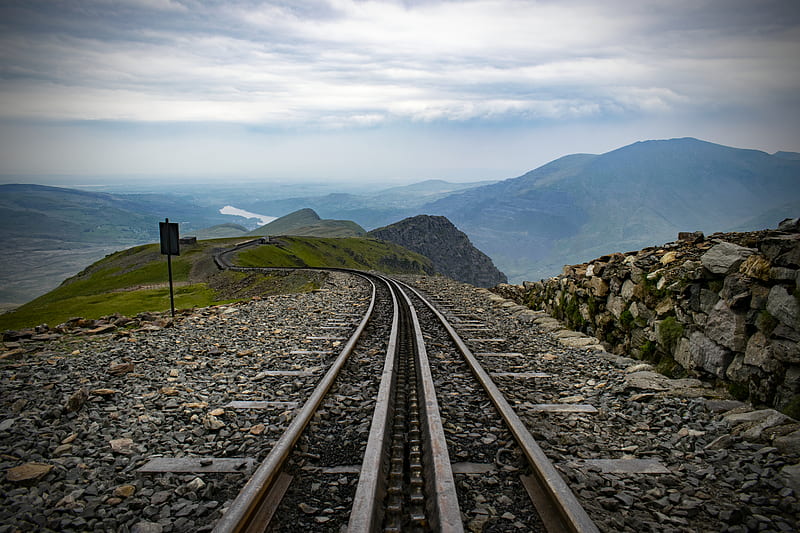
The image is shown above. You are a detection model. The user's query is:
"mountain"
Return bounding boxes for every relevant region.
[238,179,496,229]
[246,208,366,238]
[368,215,507,287]
[193,223,249,240]
[774,151,800,161]
[423,138,800,283]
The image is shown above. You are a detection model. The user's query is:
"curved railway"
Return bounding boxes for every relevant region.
[208,240,598,532]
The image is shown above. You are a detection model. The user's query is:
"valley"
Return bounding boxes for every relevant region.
[1,137,798,309]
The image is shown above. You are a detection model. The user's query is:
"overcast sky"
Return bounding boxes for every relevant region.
[1,0,799,184]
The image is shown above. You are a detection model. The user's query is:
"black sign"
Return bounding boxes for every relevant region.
[159,219,180,256]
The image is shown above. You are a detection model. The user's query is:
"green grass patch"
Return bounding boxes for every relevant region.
[782,395,800,420]
[640,340,656,360]
[235,236,433,274]
[1,284,220,330]
[619,309,634,331]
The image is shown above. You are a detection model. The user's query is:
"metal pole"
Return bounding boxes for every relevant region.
[167,250,175,317]
[165,217,175,317]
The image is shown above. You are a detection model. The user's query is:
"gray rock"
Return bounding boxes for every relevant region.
[701,242,756,275]
[706,300,747,352]
[778,218,800,232]
[724,409,791,440]
[743,332,780,372]
[779,463,800,495]
[606,294,625,319]
[624,371,671,391]
[771,267,798,282]
[678,331,733,379]
[131,522,163,533]
[767,285,799,328]
[775,430,800,455]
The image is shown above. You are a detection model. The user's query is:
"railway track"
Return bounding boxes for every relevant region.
[209,241,598,532]
[3,242,798,532]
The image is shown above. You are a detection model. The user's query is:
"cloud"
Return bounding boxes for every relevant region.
[0,0,798,178]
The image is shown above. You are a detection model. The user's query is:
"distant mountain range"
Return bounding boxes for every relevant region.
[237,137,798,282]
[1,137,798,304]
[421,138,800,281]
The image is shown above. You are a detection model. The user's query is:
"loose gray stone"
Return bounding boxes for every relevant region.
[131,522,163,533]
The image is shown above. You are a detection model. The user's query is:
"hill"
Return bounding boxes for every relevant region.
[246,208,366,238]
[424,138,800,282]
[0,236,432,331]
[0,183,262,306]
[193,223,249,240]
[368,215,507,287]
[237,180,496,230]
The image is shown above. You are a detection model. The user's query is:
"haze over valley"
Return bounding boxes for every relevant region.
[2,137,798,309]
[1,1,798,309]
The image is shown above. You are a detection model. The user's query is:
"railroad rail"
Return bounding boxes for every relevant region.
[211,240,598,533]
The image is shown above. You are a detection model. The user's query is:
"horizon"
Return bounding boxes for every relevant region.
[0,135,797,190]
[1,1,799,183]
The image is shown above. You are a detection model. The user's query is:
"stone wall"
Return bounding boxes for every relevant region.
[494,219,800,413]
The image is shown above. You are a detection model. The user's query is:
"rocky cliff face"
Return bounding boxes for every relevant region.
[368,215,507,287]
[495,218,800,413]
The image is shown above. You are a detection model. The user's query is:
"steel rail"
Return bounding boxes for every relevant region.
[347,276,400,532]
[391,278,464,532]
[212,274,377,533]
[347,275,464,532]
[398,280,599,533]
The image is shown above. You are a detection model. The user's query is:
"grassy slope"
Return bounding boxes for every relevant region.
[234,236,434,273]
[246,208,366,238]
[1,236,433,330]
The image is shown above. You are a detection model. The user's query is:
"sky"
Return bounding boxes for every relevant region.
[1,0,799,184]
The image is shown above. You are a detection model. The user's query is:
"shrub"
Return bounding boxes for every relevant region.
[640,340,656,361]
[728,382,749,401]
[783,395,800,420]
[619,309,634,331]
[658,316,683,353]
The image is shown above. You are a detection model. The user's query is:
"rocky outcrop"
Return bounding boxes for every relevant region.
[495,218,800,414]
[368,215,507,287]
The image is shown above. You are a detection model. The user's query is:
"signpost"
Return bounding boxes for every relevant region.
[159,218,180,317]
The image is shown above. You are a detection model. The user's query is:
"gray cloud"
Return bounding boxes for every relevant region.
[0,0,798,178]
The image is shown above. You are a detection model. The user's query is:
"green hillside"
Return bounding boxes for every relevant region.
[234,236,434,273]
[0,236,432,330]
[246,208,366,237]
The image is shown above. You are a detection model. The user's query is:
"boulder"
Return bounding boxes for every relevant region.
[606,294,625,319]
[723,409,791,440]
[778,217,800,232]
[706,300,748,352]
[680,331,733,378]
[772,339,800,364]
[779,463,800,495]
[701,242,756,275]
[588,276,609,297]
[743,332,780,372]
[767,285,799,328]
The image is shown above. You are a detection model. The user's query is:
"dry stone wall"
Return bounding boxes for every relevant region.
[494,218,800,414]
